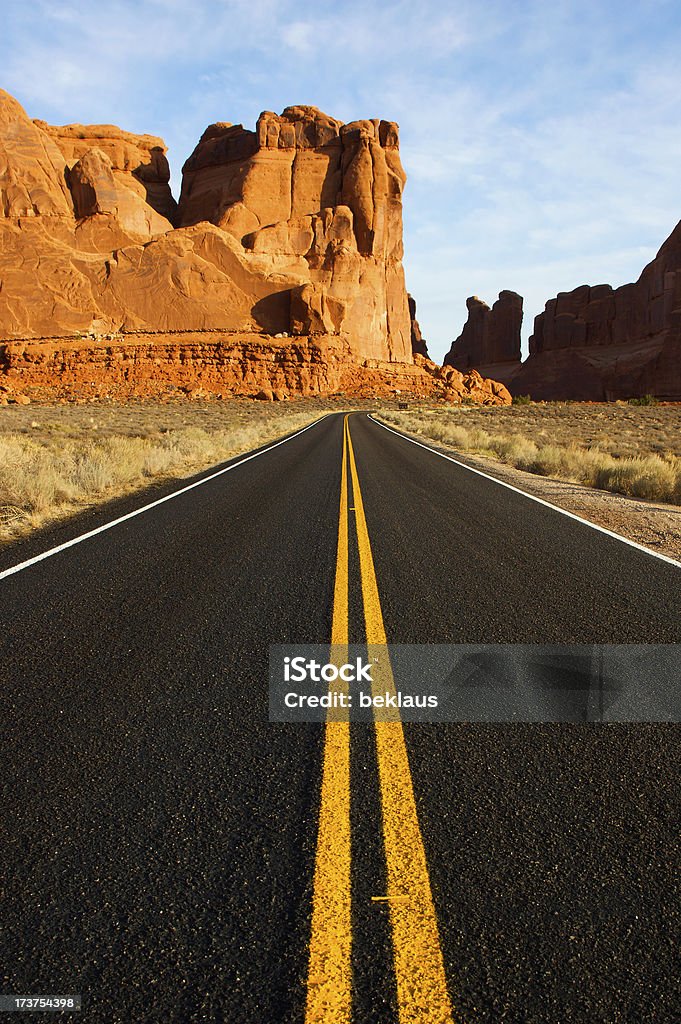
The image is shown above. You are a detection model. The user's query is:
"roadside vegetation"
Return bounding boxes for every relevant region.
[3,396,680,547]
[379,405,681,505]
[0,400,333,545]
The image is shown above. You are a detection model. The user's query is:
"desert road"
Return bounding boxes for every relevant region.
[0,411,679,1023]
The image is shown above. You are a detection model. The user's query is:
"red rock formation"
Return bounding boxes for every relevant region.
[0,90,511,405]
[177,106,411,362]
[512,221,681,399]
[0,95,410,357]
[449,222,681,400]
[0,333,347,399]
[0,333,511,404]
[36,120,177,231]
[408,294,429,358]
[444,291,522,378]
[0,90,73,218]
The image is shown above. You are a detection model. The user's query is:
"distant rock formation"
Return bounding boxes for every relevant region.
[515,222,681,399]
[408,294,429,358]
[444,291,522,377]
[446,223,681,400]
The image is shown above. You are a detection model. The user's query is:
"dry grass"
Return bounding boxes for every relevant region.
[379,406,681,505]
[385,401,681,459]
[0,400,333,544]
[4,395,681,546]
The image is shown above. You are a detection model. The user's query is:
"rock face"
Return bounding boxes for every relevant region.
[408,294,429,358]
[444,291,522,376]
[514,221,681,399]
[447,223,681,400]
[0,333,511,405]
[0,90,73,218]
[177,106,411,361]
[0,90,511,405]
[0,94,411,361]
[37,120,177,234]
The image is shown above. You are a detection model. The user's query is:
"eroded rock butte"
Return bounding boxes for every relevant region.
[445,228,681,400]
[0,90,509,405]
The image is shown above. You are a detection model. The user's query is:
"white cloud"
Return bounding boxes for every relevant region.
[281,21,317,54]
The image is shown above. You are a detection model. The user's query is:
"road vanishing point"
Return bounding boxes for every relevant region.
[1,412,679,1023]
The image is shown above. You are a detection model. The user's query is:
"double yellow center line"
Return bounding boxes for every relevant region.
[305,415,456,1024]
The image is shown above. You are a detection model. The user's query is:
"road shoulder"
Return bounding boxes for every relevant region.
[373,417,681,563]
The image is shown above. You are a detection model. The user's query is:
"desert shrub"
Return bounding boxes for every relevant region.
[378,412,681,505]
[594,454,677,502]
[491,435,539,465]
[512,394,533,405]
[628,394,658,406]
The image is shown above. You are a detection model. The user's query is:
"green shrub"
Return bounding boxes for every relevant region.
[628,394,658,406]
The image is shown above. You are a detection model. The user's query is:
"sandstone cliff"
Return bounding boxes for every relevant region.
[36,120,178,234]
[446,223,681,400]
[515,221,681,399]
[0,90,73,218]
[0,95,409,359]
[177,106,411,361]
[0,89,510,404]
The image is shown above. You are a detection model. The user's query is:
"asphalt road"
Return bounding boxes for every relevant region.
[0,411,679,1023]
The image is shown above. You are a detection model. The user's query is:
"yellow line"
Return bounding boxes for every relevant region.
[304,415,352,1024]
[331,416,349,649]
[346,417,456,1024]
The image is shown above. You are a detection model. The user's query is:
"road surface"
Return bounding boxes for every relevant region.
[0,411,678,1023]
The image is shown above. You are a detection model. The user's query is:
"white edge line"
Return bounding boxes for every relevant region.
[0,415,329,583]
[369,415,681,570]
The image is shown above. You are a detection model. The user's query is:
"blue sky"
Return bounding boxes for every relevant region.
[3,0,681,362]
